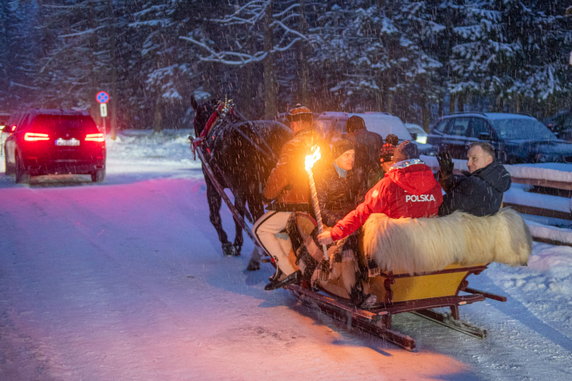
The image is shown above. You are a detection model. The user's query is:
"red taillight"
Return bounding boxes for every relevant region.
[24,132,50,141]
[85,133,105,142]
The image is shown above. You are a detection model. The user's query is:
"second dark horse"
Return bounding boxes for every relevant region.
[191,95,291,262]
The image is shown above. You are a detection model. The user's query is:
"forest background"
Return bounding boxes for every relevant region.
[1,0,570,135]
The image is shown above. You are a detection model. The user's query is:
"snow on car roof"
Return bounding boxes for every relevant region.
[316,111,413,140]
[483,113,536,120]
[351,112,412,140]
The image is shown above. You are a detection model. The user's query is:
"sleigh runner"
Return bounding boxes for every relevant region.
[287,264,500,351]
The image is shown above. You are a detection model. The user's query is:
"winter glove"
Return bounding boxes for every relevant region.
[437,151,454,178]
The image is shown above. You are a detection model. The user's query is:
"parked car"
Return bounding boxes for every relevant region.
[427,112,572,164]
[544,110,572,142]
[405,123,428,144]
[315,111,413,141]
[3,109,106,183]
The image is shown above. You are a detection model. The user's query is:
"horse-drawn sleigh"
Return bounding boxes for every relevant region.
[190,96,532,351]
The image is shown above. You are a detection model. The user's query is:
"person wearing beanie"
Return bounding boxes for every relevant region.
[318,140,443,245]
[312,137,370,305]
[253,104,330,291]
[316,137,366,227]
[380,134,399,165]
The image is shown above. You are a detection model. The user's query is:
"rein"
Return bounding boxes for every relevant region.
[191,101,228,159]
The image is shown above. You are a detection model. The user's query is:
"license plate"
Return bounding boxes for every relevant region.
[55,138,80,146]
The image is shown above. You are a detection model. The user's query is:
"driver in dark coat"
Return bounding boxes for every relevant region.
[253,104,329,290]
[437,142,511,216]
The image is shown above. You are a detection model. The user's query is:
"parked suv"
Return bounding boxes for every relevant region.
[544,110,572,142]
[3,109,106,183]
[427,112,572,164]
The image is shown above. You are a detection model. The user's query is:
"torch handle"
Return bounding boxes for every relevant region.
[307,170,329,260]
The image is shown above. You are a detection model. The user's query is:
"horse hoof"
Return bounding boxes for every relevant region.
[246,260,260,271]
[222,243,235,256]
[232,244,242,257]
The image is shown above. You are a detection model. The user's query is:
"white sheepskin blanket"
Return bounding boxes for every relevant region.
[361,208,532,274]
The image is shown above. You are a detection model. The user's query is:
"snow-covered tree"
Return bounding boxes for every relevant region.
[182,0,310,118]
[447,0,571,115]
[35,0,134,137]
[309,1,443,124]
[0,0,43,111]
[128,0,203,131]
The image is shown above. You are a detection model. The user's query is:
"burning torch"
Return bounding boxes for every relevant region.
[305,145,329,260]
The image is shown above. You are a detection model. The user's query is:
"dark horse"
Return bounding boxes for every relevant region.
[191,95,291,264]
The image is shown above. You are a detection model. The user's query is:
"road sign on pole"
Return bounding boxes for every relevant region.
[100,103,108,118]
[96,91,110,104]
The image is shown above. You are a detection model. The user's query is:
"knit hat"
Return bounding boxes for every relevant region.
[287,104,313,122]
[393,140,419,162]
[332,138,355,158]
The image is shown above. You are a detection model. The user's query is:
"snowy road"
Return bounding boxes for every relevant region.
[0,131,570,380]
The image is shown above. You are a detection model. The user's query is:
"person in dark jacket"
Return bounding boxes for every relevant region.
[254,104,329,290]
[314,138,370,305]
[346,116,383,188]
[437,142,511,216]
[316,138,367,226]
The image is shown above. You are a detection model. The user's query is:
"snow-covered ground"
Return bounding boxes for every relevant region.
[0,130,571,380]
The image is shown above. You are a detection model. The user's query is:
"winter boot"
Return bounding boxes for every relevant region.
[264,270,302,290]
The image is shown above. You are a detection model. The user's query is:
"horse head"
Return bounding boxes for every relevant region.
[191,95,240,139]
[191,95,218,137]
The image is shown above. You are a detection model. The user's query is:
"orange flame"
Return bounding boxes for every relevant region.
[305,145,321,171]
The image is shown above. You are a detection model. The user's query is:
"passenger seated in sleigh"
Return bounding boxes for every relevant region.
[312,137,371,305]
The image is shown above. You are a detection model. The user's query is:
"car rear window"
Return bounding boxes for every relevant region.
[29,115,97,134]
[446,118,471,136]
[432,119,449,133]
[490,118,556,140]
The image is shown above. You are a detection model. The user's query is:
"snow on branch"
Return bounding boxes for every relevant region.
[211,0,268,26]
[59,25,107,38]
[181,36,268,65]
[181,0,306,66]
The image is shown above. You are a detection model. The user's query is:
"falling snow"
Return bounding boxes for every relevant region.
[0,130,570,380]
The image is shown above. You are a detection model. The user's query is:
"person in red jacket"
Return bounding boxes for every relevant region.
[318,140,443,245]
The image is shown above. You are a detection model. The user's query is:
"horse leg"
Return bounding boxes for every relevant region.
[205,180,234,256]
[246,195,266,271]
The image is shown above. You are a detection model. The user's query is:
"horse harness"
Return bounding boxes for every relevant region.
[191,98,278,162]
